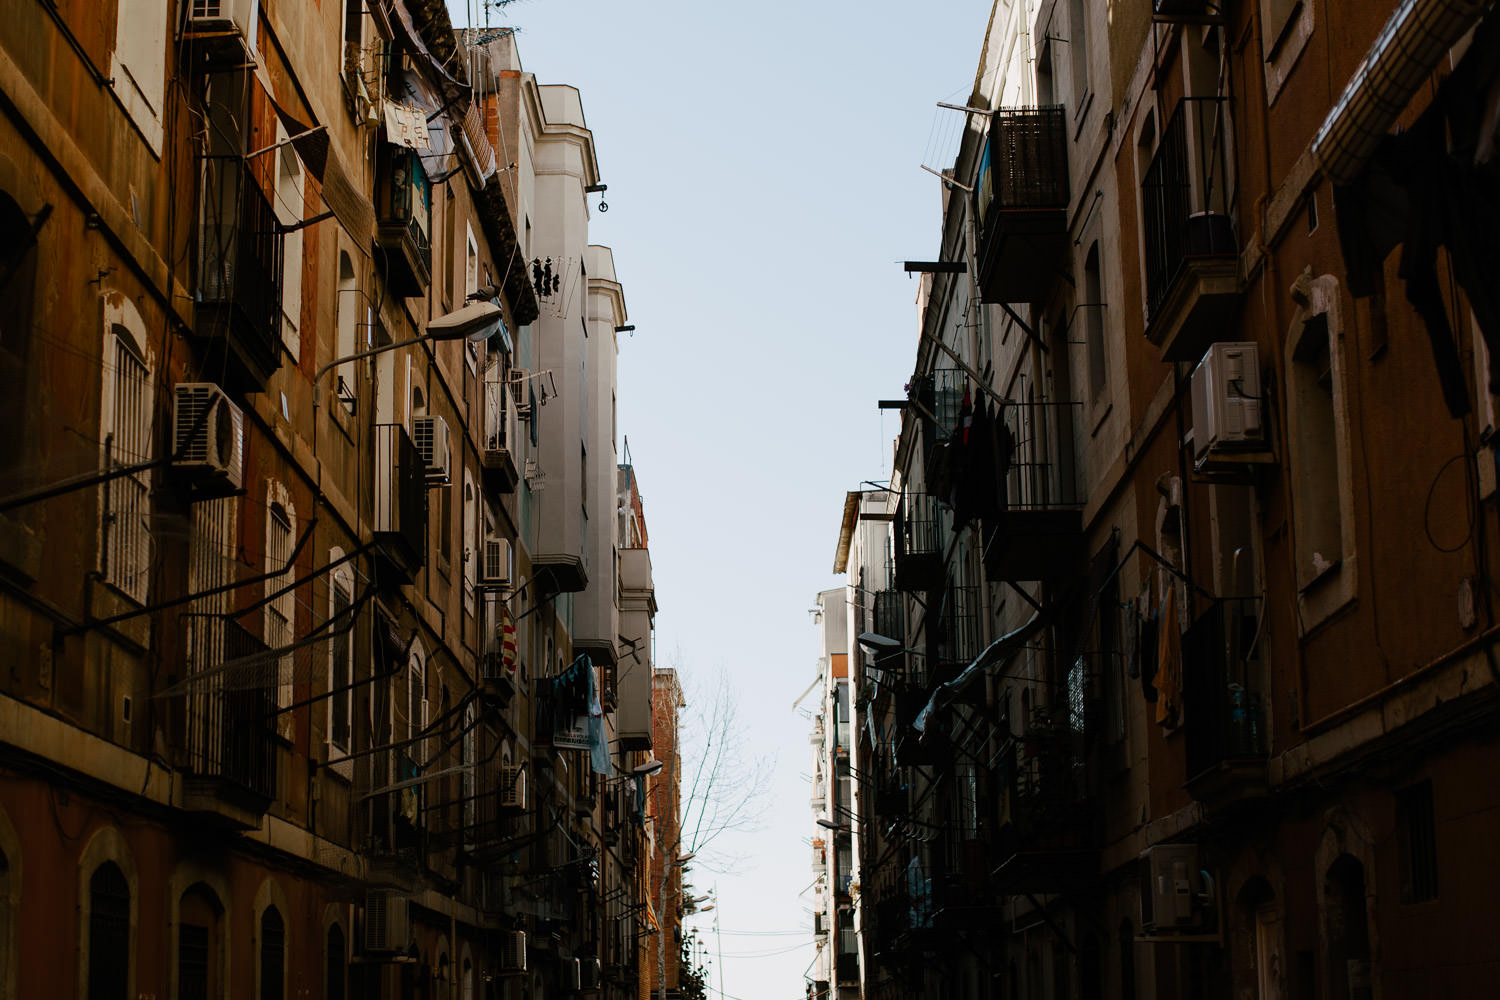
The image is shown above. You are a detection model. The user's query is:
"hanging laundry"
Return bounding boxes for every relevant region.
[1154,588,1181,725]
[587,661,610,776]
[1332,16,1500,418]
[382,100,432,150]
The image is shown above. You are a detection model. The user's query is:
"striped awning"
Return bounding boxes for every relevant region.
[1314,0,1492,185]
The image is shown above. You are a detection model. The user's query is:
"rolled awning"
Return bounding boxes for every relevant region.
[1314,0,1492,185]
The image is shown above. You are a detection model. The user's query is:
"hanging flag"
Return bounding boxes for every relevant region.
[383,100,431,150]
[500,601,518,673]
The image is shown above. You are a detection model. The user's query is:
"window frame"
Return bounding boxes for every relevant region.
[265,483,297,739]
[1284,273,1357,633]
[328,549,355,777]
[98,294,155,605]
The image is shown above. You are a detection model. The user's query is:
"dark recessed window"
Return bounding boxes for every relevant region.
[1397,780,1439,903]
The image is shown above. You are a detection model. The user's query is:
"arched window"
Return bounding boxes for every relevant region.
[178,883,224,1000]
[87,863,131,1000]
[462,702,477,839]
[461,956,473,1000]
[335,252,359,412]
[99,295,155,603]
[259,906,285,1000]
[265,487,296,739]
[462,473,477,617]
[328,550,355,775]
[0,188,39,487]
[1323,856,1373,1000]
[325,923,347,1000]
[273,130,305,360]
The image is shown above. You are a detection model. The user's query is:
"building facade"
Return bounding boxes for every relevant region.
[0,2,665,999]
[827,1,1500,999]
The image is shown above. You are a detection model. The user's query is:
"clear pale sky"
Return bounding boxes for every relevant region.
[446,2,994,996]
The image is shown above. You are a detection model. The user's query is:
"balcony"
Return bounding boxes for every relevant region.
[373,424,428,585]
[482,376,522,494]
[974,106,1070,304]
[180,621,277,828]
[893,493,942,592]
[872,590,905,648]
[989,725,1096,894]
[981,406,1084,582]
[935,583,981,679]
[195,156,283,392]
[1183,599,1269,807]
[1142,97,1241,362]
[375,144,433,298]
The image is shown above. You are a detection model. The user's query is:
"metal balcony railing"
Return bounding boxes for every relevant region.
[197,155,283,384]
[184,620,277,804]
[1142,97,1237,321]
[978,106,1070,216]
[1183,598,1267,782]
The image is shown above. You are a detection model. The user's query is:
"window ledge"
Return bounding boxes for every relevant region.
[1297,553,1358,635]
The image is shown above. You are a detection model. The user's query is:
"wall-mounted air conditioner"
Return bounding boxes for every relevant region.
[1139,844,1202,931]
[1190,342,1265,469]
[560,958,582,992]
[173,383,244,491]
[482,534,513,587]
[364,889,410,953]
[499,764,527,810]
[499,929,527,972]
[579,957,601,991]
[412,415,452,486]
[184,0,259,42]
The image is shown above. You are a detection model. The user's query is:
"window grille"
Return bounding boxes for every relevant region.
[330,581,352,754]
[266,502,294,736]
[103,337,151,601]
[1397,781,1439,903]
[88,863,131,1000]
[179,924,210,1000]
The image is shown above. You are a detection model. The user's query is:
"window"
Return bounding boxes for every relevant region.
[87,863,131,1000]
[0,838,11,1000]
[1258,0,1314,104]
[325,924,347,1000]
[1068,0,1089,112]
[462,703,476,840]
[0,188,38,414]
[328,554,354,775]
[178,884,223,1000]
[335,252,359,412]
[1397,781,1438,903]
[274,130,305,359]
[443,188,456,313]
[1084,243,1106,399]
[265,489,296,739]
[111,0,168,150]
[99,298,154,603]
[259,906,285,1000]
[462,474,477,618]
[1284,274,1356,630]
[407,647,428,763]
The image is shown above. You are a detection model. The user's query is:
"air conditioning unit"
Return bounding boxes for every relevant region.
[499,929,527,972]
[482,535,513,587]
[560,958,582,991]
[173,383,244,490]
[412,415,452,486]
[1190,342,1265,469]
[364,889,410,953]
[1139,844,1201,931]
[499,764,527,810]
[185,0,259,40]
[579,957,601,991]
